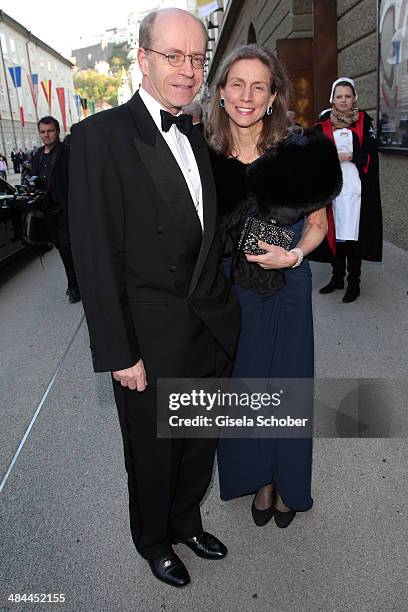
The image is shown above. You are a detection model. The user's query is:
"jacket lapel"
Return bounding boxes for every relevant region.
[187,126,217,295]
[127,92,202,254]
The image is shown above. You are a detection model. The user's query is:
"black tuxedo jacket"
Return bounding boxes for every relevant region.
[69,91,240,376]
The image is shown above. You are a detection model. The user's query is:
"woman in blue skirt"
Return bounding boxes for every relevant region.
[208,45,342,528]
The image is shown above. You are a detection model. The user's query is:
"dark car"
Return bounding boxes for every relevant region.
[0,177,32,264]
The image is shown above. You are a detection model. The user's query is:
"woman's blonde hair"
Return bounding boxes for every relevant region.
[207,44,291,156]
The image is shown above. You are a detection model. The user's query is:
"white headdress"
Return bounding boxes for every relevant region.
[329,77,358,103]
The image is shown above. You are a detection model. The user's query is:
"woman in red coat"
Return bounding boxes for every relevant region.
[315,77,382,303]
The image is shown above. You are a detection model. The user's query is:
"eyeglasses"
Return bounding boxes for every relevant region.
[144,48,206,69]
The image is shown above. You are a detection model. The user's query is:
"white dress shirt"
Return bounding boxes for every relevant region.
[139,87,204,230]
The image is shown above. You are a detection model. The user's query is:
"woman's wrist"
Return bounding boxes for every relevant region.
[288,247,304,268]
[286,251,298,267]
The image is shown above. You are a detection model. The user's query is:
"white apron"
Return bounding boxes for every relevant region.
[333,128,361,241]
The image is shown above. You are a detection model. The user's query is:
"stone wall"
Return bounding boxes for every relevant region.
[208,0,407,250]
[337,0,378,117]
[221,0,313,53]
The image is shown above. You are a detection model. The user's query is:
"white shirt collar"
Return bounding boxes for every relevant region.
[139,86,180,133]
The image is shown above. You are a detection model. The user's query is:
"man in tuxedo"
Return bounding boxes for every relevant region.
[69,8,240,588]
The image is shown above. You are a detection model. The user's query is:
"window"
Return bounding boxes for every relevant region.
[9,88,17,111]
[9,38,17,63]
[0,33,8,59]
[6,137,13,156]
[28,44,36,64]
[0,84,6,112]
[378,0,408,152]
[17,42,26,67]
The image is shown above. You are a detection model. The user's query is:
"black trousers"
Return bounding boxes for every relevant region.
[112,333,231,560]
[45,213,78,291]
[332,241,362,286]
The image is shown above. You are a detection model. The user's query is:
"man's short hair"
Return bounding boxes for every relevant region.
[139,9,207,49]
[139,11,158,48]
[38,116,60,132]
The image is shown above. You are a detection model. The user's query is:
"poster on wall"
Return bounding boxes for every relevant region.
[378,0,408,152]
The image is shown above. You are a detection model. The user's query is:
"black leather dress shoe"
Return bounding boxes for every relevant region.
[251,497,274,527]
[319,277,344,294]
[173,532,227,559]
[273,507,296,528]
[148,551,190,588]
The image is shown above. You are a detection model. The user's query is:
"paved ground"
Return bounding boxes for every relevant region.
[7,171,21,188]
[0,239,407,612]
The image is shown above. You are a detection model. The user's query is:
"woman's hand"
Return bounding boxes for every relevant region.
[245,242,298,269]
[338,151,352,162]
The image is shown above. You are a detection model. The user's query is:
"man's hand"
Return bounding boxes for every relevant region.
[112,359,147,392]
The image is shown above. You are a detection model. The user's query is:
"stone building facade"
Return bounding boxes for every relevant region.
[0,11,75,159]
[204,0,407,251]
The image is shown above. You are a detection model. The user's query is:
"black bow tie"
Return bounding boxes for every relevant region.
[160,110,193,136]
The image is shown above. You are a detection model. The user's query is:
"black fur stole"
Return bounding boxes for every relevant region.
[245,129,343,224]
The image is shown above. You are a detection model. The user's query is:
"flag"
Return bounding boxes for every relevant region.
[74,94,82,120]
[8,66,25,126]
[56,87,67,131]
[197,0,219,18]
[8,66,21,88]
[41,79,52,111]
[67,91,73,124]
[80,97,88,117]
[27,73,39,108]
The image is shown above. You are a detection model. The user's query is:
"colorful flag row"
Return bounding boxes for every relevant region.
[74,94,97,119]
[7,66,80,128]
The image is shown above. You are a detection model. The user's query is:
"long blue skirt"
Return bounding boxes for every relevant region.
[217,219,314,510]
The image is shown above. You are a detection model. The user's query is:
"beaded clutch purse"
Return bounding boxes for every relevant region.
[237,216,294,255]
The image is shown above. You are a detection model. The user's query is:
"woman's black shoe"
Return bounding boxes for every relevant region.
[251,497,275,526]
[342,284,360,303]
[273,507,296,528]
[319,277,344,294]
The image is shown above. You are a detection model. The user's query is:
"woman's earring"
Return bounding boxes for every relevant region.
[266,105,273,116]
[220,97,225,109]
